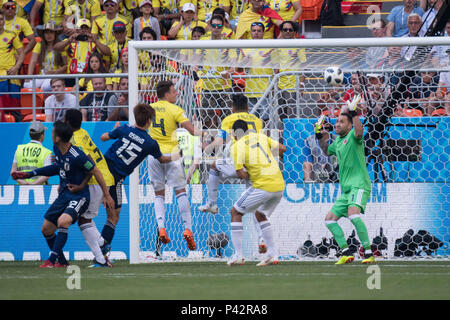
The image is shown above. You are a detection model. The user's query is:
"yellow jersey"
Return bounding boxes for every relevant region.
[149,100,189,154]
[229,0,250,21]
[92,14,131,45]
[171,20,207,40]
[71,128,115,186]
[198,46,236,91]
[64,0,102,21]
[119,0,139,23]
[221,112,263,141]
[232,132,285,192]
[105,40,129,70]
[66,40,96,74]
[37,0,65,25]
[33,42,67,72]
[242,48,274,98]
[275,47,306,91]
[0,30,22,74]
[4,16,33,38]
[196,0,230,22]
[268,0,297,21]
[153,0,179,11]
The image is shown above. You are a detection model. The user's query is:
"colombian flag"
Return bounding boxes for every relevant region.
[15,0,35,14]
[235,5,283,39]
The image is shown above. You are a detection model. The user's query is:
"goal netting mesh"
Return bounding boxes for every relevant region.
[128,38,450,263]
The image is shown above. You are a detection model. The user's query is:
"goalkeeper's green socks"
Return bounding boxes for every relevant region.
[325,221,349,252]
[349,214,372,256]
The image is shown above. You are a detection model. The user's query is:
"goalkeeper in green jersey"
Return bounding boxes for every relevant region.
[316,94,376,265]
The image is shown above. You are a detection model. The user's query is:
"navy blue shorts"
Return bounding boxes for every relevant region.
[106,159,125,209]
[44,191,90,226]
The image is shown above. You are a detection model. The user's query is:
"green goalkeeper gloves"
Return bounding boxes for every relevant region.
[346,94,361,118]
[314,115,326,139]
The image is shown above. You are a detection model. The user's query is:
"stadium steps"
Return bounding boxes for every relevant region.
[321,0,404,38]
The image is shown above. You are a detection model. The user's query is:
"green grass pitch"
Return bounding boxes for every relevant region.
[1,260,449,300]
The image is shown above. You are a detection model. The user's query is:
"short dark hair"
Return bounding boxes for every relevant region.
[232,94,248,111]
[53,121,73,143]
[210,15,224,25]
[232,119,249,136]
[192,26,206,36]
[29,131,44,141]
[134,103,155,127]
[140,27,157,40]
[280,21,298,32]
[65,109,83,130]
[156,80,174,99]
[50,78,65,87]
[340,112,353,123]
[212,7,226,17]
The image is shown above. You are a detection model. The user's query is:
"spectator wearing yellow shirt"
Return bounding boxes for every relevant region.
[2,0,36,54]
[153,0,181,35]
[274,21,308,118]
[0,11,25,121]
[197,0,230,22]
[112,47,128,91]
[203,7,234,38]
[30,0,66,28]
[119,0,139,23]
[92,0,131,45]
[268,0,302,22]
[54,18,109,82]
[241,22,274,121]
[79,52,114,95]
[168,3,207,40]
[24,22,67,94]
[236,0,283,39]
[133,0,161,40]
[229,0,249,29]
[98,21,129,71]
[197,15,236,128]
[63,0,102,37]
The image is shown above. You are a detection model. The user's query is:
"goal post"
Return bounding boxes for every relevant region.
[128,37,450,264]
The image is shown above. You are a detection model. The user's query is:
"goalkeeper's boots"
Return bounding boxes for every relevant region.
[256,256,279,267]
[39,260,55,268]
[227,256,245,266]
[198,202,219,214]
[335,255,355,265]
[362,254,376,264]
[159,228,171,244]
[183,229,196,250]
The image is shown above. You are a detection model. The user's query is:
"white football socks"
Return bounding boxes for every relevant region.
[154,195,166,230]
[176,191,192,230]
[80,222,106,264]
[259,221,277,258]
[230,222,244,258]
[207,168,220,206]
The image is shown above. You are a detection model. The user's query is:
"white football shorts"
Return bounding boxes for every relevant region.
[233,186,283,217]
[148,154,186,191]
[215,157,238,179]
[81,184,104,219]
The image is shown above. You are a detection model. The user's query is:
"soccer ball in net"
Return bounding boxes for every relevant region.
[324,67,344,86]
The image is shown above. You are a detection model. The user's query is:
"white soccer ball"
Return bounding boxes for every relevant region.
[324,67,344,87]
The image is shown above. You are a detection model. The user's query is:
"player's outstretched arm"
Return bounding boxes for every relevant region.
[12,164,59,180]
[180,121,204,137]
[314,116,330,156]
[346,94,364,138]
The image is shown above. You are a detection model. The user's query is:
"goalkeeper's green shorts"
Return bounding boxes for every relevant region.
[330,188,370,218]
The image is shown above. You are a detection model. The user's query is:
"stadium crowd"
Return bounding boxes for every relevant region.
[0,0,449,124]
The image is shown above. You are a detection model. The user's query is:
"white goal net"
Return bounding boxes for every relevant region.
[128,38,450,263]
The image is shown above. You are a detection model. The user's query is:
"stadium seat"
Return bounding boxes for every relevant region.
[160,35,168,40]
[341,1,382,14]
[300,0,324,21]
[431,109,447,117]
[20,88,44,116]
[402,109,423,117]
[65,87,74,92]
[4,113,15,122]
[23,113,46,122]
